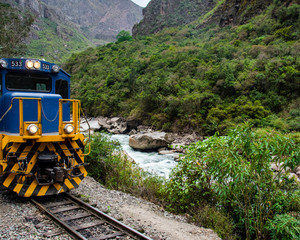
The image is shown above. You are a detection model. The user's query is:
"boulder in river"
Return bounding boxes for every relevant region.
[129,132,170,151]
[80,118,100,134]
[97,116,128,134]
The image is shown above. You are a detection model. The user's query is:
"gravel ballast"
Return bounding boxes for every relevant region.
[0,177,220,240]
[0,187,72,239]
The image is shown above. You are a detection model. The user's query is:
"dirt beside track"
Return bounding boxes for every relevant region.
[72,176,220,240]
[0,177,220,240]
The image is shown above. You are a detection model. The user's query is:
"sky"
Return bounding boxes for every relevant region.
[131,0,151,7]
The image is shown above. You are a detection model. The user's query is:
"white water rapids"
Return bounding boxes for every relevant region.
[109,134,177,178]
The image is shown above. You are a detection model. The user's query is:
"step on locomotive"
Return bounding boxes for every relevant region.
[0,58,89,197]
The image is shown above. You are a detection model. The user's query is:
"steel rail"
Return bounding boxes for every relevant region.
[65,193,153,240]
[31,193,153,240]
[31,198,88,240]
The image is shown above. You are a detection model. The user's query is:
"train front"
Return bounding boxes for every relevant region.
[0,58,88,197]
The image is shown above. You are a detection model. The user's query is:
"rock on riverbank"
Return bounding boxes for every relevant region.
[80,116,130,134]
[129,132,170,151]
[81,117,203,153]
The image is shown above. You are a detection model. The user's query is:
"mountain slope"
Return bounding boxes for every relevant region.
[64,1,300,134]
[0,0,143,63]
[133,0,296,37]
[133,0,217,37]
[40,0,143,43]
[0,3,34,57]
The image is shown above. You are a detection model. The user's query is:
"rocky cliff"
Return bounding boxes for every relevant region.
[133,0,293,37]
[2,0,143,43]
[0,0,143,62]
[133,0,217,37]
[40,0,143,42]
[1,0,67,21]
[198,0,295,28]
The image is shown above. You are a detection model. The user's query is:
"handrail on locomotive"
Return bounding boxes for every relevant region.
[0,96,90,145]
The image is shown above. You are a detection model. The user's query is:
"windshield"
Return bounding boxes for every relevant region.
[6,72,51,92]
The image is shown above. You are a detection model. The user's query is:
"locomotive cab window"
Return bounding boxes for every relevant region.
[55,80,69,99]
[6,73,51,92]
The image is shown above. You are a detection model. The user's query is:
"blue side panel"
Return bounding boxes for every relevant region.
[1,92,62,133]
[41,94,61,133]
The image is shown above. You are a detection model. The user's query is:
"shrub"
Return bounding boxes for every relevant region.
[85,133,121,185]
[275,26,293,40]
[86,127,299,240]
[116,30,133,43]
[191,205,236,240]
[288,117,300,131]
[266,214,300,240]
[165,123,300,239]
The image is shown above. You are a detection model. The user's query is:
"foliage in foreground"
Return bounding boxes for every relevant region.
[165,124,300,239]
[85,125,300,239]
[65,2,300,134]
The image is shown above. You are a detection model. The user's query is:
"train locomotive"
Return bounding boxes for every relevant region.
[0,58,88,197]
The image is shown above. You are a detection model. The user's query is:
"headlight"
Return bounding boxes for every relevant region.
[33,61,41,69]
[26,60,34,69]
[64,124,74,134]
[27,124,38,135]
[0,59,8,68]
[52,65,60,73]
[26,60,41,70]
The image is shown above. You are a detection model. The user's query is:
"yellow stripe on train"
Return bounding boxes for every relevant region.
[0,134,87,197]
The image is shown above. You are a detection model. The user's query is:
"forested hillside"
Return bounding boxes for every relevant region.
[64,1,299,134]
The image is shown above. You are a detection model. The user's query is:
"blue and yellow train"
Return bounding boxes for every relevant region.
[0,58,88,197]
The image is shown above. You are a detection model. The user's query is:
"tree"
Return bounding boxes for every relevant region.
[116,30,133,43]
[0,3,34,57]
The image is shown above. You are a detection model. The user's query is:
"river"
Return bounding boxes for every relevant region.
[109,134,177,178]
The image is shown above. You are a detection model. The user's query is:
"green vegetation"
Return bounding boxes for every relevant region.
[196,0,225,25]
[71,2,299,239]
[86,124,300,239]
[26,18,94,64]
[85,133,164,199]
[116,30,133,43]
[134,0,225,36]
[64,2,299,134]
[0,3,34,57]
[165,124,300,239]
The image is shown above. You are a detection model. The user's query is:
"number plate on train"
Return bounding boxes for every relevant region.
[11,60,23,67]
[42,64,50,70]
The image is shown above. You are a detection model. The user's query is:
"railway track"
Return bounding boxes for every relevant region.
[31,193,153,240]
